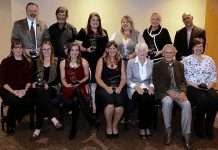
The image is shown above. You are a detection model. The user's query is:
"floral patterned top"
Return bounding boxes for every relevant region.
[181,54,217,86]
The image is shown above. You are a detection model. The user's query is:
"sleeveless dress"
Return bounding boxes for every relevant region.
[62,61,87,101]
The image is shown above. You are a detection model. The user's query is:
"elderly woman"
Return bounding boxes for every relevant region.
[95,40,127,139]
[181,38,218,140]
[127,43,155,139]
[60,42,100,140]
[31,40,62,138]
[143,13,172,62]
[110,15,145,61]
[0,40,33,134]
[76,12,108,115]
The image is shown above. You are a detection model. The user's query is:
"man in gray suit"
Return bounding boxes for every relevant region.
[11,2,50,58]
[153,44,192,150]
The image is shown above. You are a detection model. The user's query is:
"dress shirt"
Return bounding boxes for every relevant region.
[130,56,154,89]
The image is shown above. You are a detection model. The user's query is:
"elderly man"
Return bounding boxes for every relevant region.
[11,2,50,58]
[49,6,77,59]
[153,44,192,150]
[174,13,206,61]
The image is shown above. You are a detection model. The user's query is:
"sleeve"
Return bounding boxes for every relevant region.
[138,33,145,43]
[11,21,19,42]
[110,32,116,41]
[27,61,33,83]
[42,23,50,41]
[0,59,8,86]
[208,58,217,83]
[179,63,187,93]
[164,29,172,44]
[76,28,85,41]
[126,60,135,88]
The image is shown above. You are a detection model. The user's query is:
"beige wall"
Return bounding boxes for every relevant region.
[0,0,206,61]
[0,0,11,61]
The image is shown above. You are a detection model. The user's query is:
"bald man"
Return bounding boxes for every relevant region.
[174,13,206,61]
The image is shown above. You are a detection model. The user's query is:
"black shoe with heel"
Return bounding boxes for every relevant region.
[69,126,77,140]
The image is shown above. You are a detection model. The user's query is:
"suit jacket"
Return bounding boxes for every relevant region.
[11,18,50,49]
[152,59,187,100]
[174,25,206,61]
[126,58,153,99]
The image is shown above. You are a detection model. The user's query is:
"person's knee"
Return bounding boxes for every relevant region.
[162,96,173,107]
[182,100,191,111]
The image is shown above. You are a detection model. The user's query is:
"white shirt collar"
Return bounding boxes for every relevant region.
[27,17,36,30]
[135,56,148,65]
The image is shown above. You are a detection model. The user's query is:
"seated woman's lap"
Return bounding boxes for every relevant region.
[96,87,125,109]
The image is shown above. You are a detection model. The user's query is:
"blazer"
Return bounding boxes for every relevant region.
[174,25,206,61]
[11,18,50,49]
[36,57,61,93]
[152,59,187,100]
[126,58,153,99]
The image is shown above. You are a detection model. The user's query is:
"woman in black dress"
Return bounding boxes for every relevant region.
[76,12,108,115]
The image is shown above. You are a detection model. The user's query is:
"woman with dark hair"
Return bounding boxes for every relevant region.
[181,38,218,139]
[95,40,127,139]
[31,40,62,138]
[76,12,108,115]
[143,13,172,62]
[0,40,33,134]
[60,42,100,140]
[110,15,145,61]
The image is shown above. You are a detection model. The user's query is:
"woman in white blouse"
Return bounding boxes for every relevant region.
[126,43,155,139]
[181,38,218,140]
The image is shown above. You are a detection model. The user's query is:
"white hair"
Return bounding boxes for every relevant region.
[135,43,148,54]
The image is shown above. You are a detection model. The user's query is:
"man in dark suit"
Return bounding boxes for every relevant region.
[11,2,50,58]
[153,44,192,150]
[174,13,206,61]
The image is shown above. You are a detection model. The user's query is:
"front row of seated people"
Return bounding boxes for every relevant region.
[0,39,217,144]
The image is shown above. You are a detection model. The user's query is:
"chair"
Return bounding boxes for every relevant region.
[58,68,93,124]
[0,98,34,132]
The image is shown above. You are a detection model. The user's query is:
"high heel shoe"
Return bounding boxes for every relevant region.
[32,129,41,139]
[139,134,146,140]
[69,126,77,140]
[54,121,63,130]
[112,133,119,139]
[106,133,113,139]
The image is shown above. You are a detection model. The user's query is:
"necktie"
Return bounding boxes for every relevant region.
[168,63,177,89]
[30,21,36,49]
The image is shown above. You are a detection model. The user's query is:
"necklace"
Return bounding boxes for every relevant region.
[109,59,115,68]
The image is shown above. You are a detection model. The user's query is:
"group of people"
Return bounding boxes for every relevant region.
[0,2,217,150]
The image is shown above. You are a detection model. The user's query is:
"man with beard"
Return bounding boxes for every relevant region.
[49,7,77,60]
[11,2,50,59]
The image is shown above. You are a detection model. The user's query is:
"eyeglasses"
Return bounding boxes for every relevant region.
[42,48,51,51]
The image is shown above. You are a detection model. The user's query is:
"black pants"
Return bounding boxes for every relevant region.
[132,91,155,129]
[32,87,57,129]
[70,88,98,129]
[187,86,218,133]
[0,88,33,128]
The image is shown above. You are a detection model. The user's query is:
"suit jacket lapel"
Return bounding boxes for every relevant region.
[189,26,196,49]
[24,18,31,40]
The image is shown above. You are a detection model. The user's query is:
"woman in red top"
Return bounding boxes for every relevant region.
[60,42,100,140]
[0,40,33,134]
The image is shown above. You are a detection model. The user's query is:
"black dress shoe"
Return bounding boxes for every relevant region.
[206,131,215,140]
[145,134,152,140]
[165,132,171,145]
[183,136,192,150]
[106,133,113,139]
[69,127,77,140]
[112,133,119,139]
[195,129,205,139]
[139,134,146,140]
